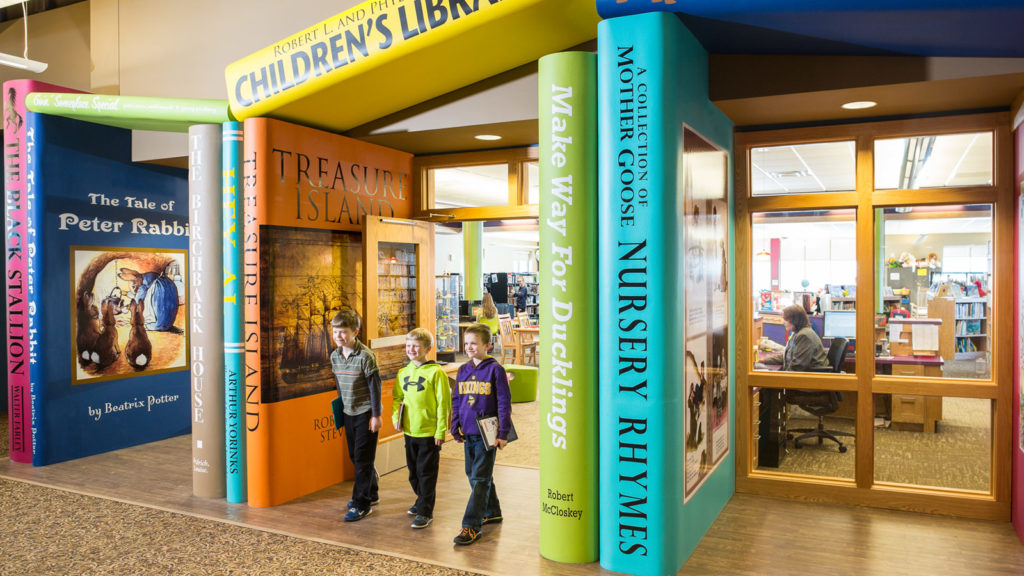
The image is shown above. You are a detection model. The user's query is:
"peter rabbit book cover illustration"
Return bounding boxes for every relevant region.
[4,79,84,464]
[243,117,413,507]
[27,110,190,466]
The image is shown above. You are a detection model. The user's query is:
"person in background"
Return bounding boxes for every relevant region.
[762,305,829,371]
[476,293,500,345]
[514,276,529,314]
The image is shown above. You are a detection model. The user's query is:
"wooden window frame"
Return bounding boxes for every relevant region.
[413,147,539,222]
[735,112,1012,521]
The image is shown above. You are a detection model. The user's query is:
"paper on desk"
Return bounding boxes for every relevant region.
[911,323,939,351]
[888,323,904,342]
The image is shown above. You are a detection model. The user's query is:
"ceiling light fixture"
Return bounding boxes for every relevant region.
[0,2,47,73]
[841,100,876,110]
[474,134,501,141]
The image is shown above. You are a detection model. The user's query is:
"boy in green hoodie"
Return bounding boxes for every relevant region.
[393,327,452,529]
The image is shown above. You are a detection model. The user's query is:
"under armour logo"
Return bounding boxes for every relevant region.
[403,375,426,392]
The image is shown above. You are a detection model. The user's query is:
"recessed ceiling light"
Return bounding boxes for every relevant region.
[841,101,877,110]
[474,134,502,141]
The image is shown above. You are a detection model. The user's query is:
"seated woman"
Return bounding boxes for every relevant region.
[762,305,830,371]
[476,293,500,346]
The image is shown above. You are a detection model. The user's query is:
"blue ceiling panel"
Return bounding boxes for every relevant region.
[595,1,1024,57]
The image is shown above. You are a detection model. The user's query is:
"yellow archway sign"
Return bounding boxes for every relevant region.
[225,0,600,133]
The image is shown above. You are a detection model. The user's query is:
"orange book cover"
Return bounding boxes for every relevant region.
[243,117,413,507]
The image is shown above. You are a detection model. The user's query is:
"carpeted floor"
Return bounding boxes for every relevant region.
[0,411,480,576]
[762,396,991,492]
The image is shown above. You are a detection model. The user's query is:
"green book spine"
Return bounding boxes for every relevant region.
[538,51,599,563]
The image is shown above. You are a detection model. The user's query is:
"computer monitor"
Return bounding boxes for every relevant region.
[823,310,857,339]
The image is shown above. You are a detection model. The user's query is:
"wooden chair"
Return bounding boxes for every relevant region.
[498,313,537,365]
[516,311,533,328]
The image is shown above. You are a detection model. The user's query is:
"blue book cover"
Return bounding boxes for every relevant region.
[222,121,247,503]
[598,12,734,576]
[27,111,190,466]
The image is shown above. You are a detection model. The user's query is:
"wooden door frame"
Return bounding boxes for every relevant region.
[362,215,437,350]
[734,111,1012,520]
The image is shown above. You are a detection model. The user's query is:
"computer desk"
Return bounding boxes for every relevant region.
[754,353,944,465]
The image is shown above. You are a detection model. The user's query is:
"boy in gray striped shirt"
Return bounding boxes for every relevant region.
[330,310,383,522]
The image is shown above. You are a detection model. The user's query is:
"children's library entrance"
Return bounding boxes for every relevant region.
[736,112,1012,520]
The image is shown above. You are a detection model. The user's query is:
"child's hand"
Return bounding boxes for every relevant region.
[369,416,382,432]
[495,438,508,450]
[434,438,443,447]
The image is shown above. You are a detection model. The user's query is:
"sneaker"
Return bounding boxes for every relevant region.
[453,527,480,545]
[347,498,380,508]
[407,505,418,516]
[343,506,372,522]
[411,515,432,529]
[482,515,503,525]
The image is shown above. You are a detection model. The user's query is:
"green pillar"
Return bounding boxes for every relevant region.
[538,51,598,563]
[464,221,483,301]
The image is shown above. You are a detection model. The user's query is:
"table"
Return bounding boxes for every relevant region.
[754,353,944,434]
[512,326,539,365]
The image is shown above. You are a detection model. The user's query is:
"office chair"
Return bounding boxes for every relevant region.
[786,337,855,453]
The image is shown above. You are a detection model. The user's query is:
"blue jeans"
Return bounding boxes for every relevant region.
[461,434,501,530]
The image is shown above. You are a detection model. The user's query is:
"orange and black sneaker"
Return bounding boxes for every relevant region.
[453,527,480,545]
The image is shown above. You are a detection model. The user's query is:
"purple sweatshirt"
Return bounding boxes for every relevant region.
[452,356,512,440]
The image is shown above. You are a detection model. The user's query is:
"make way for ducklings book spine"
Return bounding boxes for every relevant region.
[25,110,191,466]
[242,116,413,507]
[3,79,84,464]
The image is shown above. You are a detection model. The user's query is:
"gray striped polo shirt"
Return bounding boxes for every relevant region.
[330,340,382,417]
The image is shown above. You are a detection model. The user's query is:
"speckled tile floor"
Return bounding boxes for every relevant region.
[0,412,480,576]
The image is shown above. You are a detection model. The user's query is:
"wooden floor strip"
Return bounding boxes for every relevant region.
[2,434,1022,575]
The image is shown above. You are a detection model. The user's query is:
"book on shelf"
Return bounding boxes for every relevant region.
[3,79,84,464]
[188,124,226,498]
[222,121,247,503]
[242,117,413,507]
[19,107,191,466]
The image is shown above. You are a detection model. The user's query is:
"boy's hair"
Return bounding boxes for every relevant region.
[407,327,434,349]
[465,322,491,344]
[331,309,361,331]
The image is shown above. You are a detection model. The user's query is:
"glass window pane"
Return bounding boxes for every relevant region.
[753,386,855,480]
[431,164,509,208]
[874,132,993,190]
[525,161,539,205]
[874,395,990,492]
[750,141,855,196]
[752,210,857,374]
[878,204,992,380]
[377,242,417,338]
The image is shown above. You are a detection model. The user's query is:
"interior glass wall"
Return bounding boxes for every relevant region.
[876,204,993,381]
[751,209,857,375]
[739,114,1007,516]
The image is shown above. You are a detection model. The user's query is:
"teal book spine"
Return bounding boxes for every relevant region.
[223,121,247,503]
[598,14,683,576]
[188,124,226,498]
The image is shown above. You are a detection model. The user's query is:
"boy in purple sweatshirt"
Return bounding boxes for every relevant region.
[451,323,512,546]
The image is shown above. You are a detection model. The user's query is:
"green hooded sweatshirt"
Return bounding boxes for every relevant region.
[392,360,452,440]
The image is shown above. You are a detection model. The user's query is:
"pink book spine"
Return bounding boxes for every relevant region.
[3,79,81,463]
